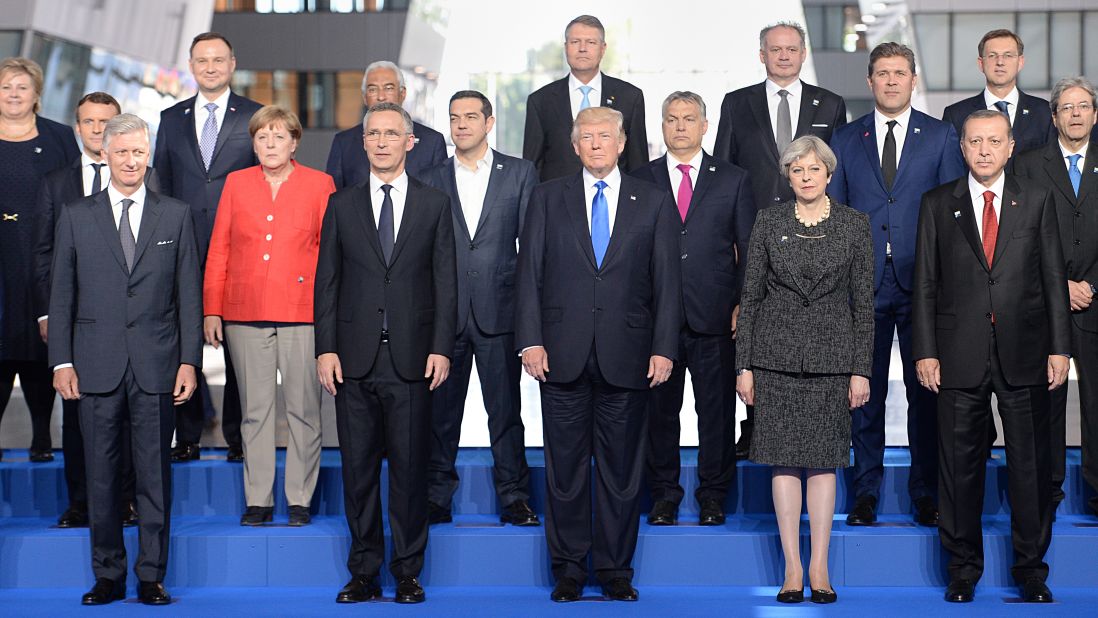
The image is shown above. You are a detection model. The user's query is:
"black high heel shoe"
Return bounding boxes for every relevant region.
[810,587,837,604]
[776,588,804,603]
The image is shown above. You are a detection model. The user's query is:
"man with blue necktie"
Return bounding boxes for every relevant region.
[516,106,680,602]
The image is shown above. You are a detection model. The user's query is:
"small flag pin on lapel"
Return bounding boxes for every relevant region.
[913,127,921,134]
[229,107,236,112]
[864,131,870,137]
[1011,200,1018,207]
[953,211,961,218]
[1023,109,1030,115]
[708,166,716,172]
[33,147,41,154]
[629,195,636,201]
[780,235,788,242]
[1093,167,1097,173]
[184,108,191,115]
[496,163,503,169]
[812,99,819,106]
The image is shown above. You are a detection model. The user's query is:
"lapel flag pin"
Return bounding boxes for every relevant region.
[606,95,615,106]
[953,211,961,218]
[1011,200,1018,207]
[33,147,41,154]
[629,195,636,201]
[864,131,870,137]
[496,163,503,169]
[708,166,716,172]
[184,108,191,115]
[229,107,236,112]
[780,235,788,242]
[913,127,921,134]
[1093,167,1097,173]
[812,99,819,106]
[1022,109,1030,115]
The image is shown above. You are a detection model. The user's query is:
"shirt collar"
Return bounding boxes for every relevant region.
[983,86,1020,108]
[582,165,621,192]
[765,79,802,99]
[667,149,704,172]
[196,89,231,113]
[81,152,105,168]
[454,147,494,173]
[874,106,912,132]
[106,182,147,208]
[1058,139,1089,158]
[968,171,1006,201]
[569,71,603,95]
[370,171,408,195]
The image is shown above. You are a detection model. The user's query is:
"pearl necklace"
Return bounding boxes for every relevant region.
[794,196,831,228]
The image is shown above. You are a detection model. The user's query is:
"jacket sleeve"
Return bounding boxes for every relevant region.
[732,169,758,305]
[832,95,849,130]
[650,191,683,360]
[735,213,771,370]
[313,194,342,356]
[1039,189,1072,355]
[176,207,204,368]
[828,135,850,206]
[203,176,235,317]
[514,183,548,351]
[623,90,649,173]
[153,112,174,198]
[516,161,539,236]
[47,206,76,368]
[911,192,940,361]
[325,136,346,190]
[939,123,967,184]
[848,211,875,377]
[430,195,458,357]
[32,179,57,318]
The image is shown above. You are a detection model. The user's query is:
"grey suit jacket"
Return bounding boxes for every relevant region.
[48,189,203,393]
[424,150,538,335]
[736,201,874,377]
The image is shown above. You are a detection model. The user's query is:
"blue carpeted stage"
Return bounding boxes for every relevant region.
[1,448,1095,615]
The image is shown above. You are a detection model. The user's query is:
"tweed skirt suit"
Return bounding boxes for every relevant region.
[736,201,874,468]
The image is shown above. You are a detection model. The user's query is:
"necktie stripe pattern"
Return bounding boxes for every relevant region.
[119,198,136,273]
[776,89,792,154]
[676,163,693,222]
[591,180,610,268]
[1068,154,1082,198]
[200,102,219,171]
[881,120,898,191]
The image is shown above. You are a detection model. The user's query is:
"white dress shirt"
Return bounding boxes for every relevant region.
[81,153,110,196]
[1059,139,1089,173]
[369,171,409,236]
[666,149,703,204]
[765,78,802,145]
[983,87,1020,125]
[569,71,603,119]
[968,172,1005,239]
[874,106,912,168]
[454,148,494,236]
[582,166,621,233]
[193,89,231,141]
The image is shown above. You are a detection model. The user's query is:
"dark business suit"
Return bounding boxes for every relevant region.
[33,160,155,512]
[515,171,681,585]
[423,150,537,512]
[49,188,202,585]
[154,92,260,451]
[942,91,1055,163]
[913,174,1069,584]
[830,109,966,506]
[326,121,446,188]
[631,153,755,506]
[523,74,648,182]
[1015,141,1098,513]
[314,176,456,580]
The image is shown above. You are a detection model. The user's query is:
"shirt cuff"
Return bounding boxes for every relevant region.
[518,345,543,357]
[53,363,73,371]
[37,315,47,322]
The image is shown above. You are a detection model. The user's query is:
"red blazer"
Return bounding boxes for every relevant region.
[204,163,335,322]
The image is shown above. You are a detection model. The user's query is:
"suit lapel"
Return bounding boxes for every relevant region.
[351,184,385,264]
[684,154,716,225]
[565,174,597,269]
[990,176,1022,268]
[1042,142,1078,204]
[131,191,163,270]
[600,176,639,268]
[209,94,245,169]
[858,115,886,191]
[442,160,471,241]
[473,153,506,239]
[1077,143,1098,204]
[91,192,129,274]
[793,82,818,137]
[390,182,424,266]
[892,112,923,189]
[552,78,574,132]
[181,98,206,173]
[67,160,83,199]
[951,178,989,271]
[771,224,811,299]
[601,73,618,111]
[748,84,780,164]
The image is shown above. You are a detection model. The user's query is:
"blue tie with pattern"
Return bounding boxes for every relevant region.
[579,85,593,111]
[591,180,609,268]
[993,100,1010,124]
[199,102,219,171]
[1069,154,1082,198]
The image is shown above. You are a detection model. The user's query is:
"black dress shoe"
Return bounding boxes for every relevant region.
[226,444,244,462]
[288,505,311,526]
[395,576,425,604]
[945,578,975,603]
[82,578,125,605]
[735,422,753,459]
[1021,579,1053,603]
[137,581,171,605]
[602,577,637,601]
[171,443,200,462]
[123,502,139,527]
[913,496,939,527]
[240,505,273,526]
[550,577,582,602]
[29,449,54,463]
[810,588,837,604]
[647,500,678,525]
[845,495,878,526]
[57,506,89,528]
[335,575,381,603]
[1088,496,1098,518]
[698,498,726,525]
[500,499,540,526]
[776,588,804,603]
[428,502,452,525]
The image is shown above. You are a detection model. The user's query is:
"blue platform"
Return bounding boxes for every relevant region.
[1,447,1096,614]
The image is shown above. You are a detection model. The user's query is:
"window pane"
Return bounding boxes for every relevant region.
[913,13,950,91]
[1017,12,1050,91]
[1085,12,1098,79]
[952,13,1015,91]
[0,31,23,58]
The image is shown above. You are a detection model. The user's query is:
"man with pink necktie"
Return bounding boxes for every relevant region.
[631,91,757,526]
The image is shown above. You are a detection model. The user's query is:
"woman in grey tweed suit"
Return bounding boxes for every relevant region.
[735,136,874,604]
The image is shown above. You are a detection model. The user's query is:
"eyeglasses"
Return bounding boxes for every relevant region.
[364,129,407,142]
[1057,102,1094,114]
[983,52,1019,61]
[365,84,399,96]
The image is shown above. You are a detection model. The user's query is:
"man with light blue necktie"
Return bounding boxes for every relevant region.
[522,14,648,182]
[1014,76,1098,520]
[515,106,681,603]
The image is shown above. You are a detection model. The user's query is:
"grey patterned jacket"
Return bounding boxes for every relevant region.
[736,200,874,377]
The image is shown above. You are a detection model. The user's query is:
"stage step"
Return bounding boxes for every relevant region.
[0,448,1093,518]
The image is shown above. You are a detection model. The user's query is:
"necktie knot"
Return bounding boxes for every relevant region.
[381,183,393,197]
[121,198,134,211]
[205,102,218,113]
[91,162,104,172]
[982,190,995,206]
[778,89,789,100]
[886,120,898,132]
[594,180,607,192]
[579,85,594,111]
[1069,154,1082,170]
[676,163,692,175]
[993,100,1010,115]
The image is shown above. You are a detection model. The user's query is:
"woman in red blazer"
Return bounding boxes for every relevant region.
[204,105,335,526]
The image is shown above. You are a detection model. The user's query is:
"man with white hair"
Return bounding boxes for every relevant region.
[50,113,203,606]
[326,60,447,187]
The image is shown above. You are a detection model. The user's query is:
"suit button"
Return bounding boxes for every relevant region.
[880,225,886,231]
[127,322,135,328]
[803,301,810,307]
[127,290,135,297]
[985,312,992,319]
[888,197,895,204]
[1074,239,1082,246]
[262,254,270,261]
[384,277,391,284]
[681,254,688,260]
[265,234,272,241]
[1075,211,1082,218]
[773,196,781,202]
[595,276,602,281]
[266,214,274,222]
[469,243,476,250]
[468,270,478,276]
[680,229,687,235]
[377,308,384,314]
[988,279,995,285]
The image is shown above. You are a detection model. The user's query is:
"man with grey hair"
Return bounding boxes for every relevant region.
[631,91,755,527]
[316,101,456,604]
[50,113,203,606]
[516,106,680,602]
[523,14,648,182]
[713,21,846,458]
[326,60,446,188]
[1015,76,1098,521]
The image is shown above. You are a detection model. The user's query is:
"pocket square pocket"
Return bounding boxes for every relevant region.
[156,240,174,246]
[811,124,829,128]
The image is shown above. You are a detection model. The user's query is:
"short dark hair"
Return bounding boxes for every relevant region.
[978,29,1023,56]
[868,42,916,76]
[565,15,605,42]
[74,92,120,120]
[449,90,493,119]
[189,32,233,57]
[961,109,1013,142]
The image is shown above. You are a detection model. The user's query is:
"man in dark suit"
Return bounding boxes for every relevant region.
[913,109,1069,604]
[33,92,143,530]
[315,102,456,605]
[326,60,446,187]
[516,106,680,602]
[942,29,1054,163]
[154,32,261,463]
[50,114,202,606]
[523,14,647,182]
[423,90,539,527]
[712,21,846,457]
[830,42,966,527]
[632,91,755,527]
[1015,77,1098,519]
